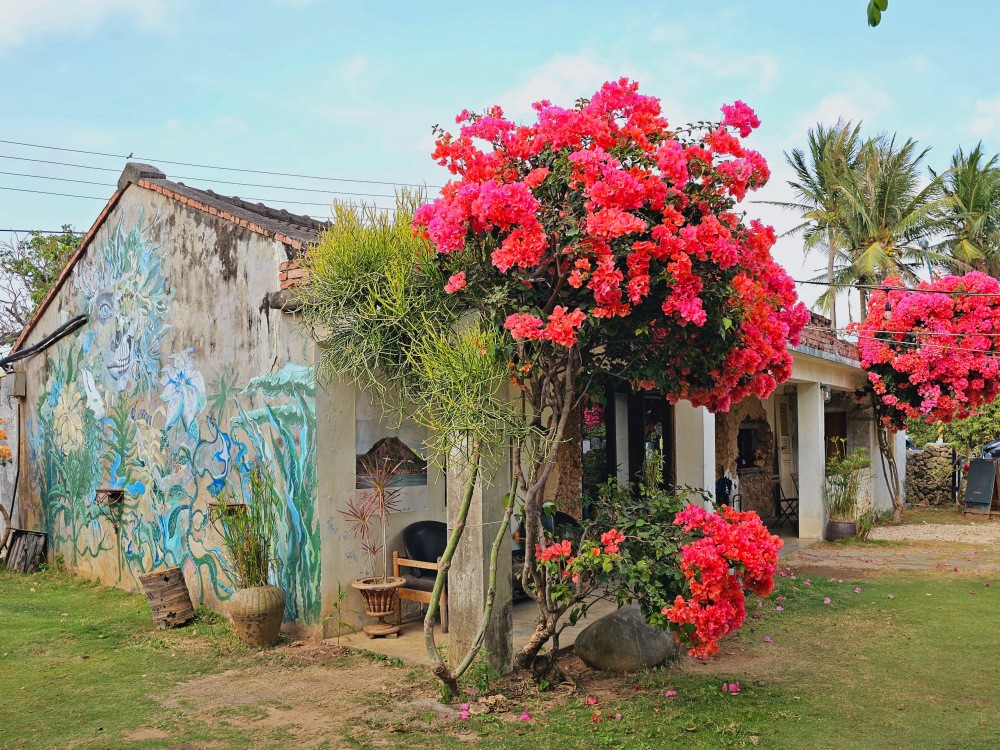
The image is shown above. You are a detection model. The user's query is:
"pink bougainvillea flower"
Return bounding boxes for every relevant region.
[613,712,622,720]
[779,571,788,578]
[519,710,532,722]
[775,605,784,611]
[444,271,467,293]
[804,579,811,586]
[763,636,773,644]
[823,597,832,605]
[838,579,843,584]
[776,595,786,601]
[721,683,729,693]
[665,690,678,698]
[459,703,471,720]
[953,566,960,572]
[728,682,740,694]
[752,612,762,619]
[586,696,597,706]
[854,587,862,594]
[984,581,992,588]
[633,684,642,692]
[591,715,602,723]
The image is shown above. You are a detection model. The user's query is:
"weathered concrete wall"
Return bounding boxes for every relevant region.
[906,443,954,505]
[314,379,447,636]
[15,185,319,623]
[0,378,16,528]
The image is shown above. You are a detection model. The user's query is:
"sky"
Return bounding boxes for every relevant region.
[2,0,1000,319]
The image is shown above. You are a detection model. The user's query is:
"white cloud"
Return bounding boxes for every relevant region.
[494,52,624,119]
[0,0,169,52]
[797,89,893,131]
[970,96,1000,137]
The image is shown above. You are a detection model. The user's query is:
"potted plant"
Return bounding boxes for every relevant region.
[825,441,871,540]
[212,464,285,647]
[344,457,406,638]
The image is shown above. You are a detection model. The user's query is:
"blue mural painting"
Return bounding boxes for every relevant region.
[27,214,320,621]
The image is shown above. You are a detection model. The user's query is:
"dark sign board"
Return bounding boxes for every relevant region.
[964,458,999,510]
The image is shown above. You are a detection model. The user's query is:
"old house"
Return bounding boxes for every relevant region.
[4,162,903,652]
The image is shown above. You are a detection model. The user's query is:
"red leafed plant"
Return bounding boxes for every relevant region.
[855,272,1000,429]
[663,505,782,659]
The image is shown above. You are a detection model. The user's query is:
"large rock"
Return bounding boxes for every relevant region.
[574,605,676,673]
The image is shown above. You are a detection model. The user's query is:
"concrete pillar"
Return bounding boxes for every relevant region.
[673,401,715,501]
[797,383,825,539]
[447,451,513,674]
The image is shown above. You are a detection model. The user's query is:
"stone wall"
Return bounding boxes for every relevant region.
[905,443,954,505]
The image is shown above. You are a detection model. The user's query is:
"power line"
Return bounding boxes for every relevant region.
[794,278,1000,298]
[0,164,398,199]
[0,154,120,172]
[0,185,104,200]
[0,170,111,187]
[0,180,394,209]
[805,324,1000,340]
[805,325,1000,357]
[0,229,81,234]
[0,137,440,189]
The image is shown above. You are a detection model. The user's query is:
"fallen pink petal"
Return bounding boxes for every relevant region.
[763,635,773,643]
[665,690,678,698]
[854,587,862,593]
[519,711,532,722]
[586,696,597,706]
[824,597,832,605]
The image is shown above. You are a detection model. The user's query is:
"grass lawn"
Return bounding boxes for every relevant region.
[3,549,1000,750]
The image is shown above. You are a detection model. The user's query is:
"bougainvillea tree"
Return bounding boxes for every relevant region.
[414,79,808,673]
[855,271,1000,519]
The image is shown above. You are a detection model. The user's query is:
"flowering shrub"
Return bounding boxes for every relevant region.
[663,505,782,658]
[855,272,1000,428]
[409,78,806,677]
[0,418,11,465]
[413,79,808,412]
[533,529,626,603]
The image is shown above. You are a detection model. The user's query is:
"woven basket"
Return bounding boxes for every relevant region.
[227,585,285,647]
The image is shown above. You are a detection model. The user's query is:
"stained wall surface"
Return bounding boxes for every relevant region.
[15,185,321,623]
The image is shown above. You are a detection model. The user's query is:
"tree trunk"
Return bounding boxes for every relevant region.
[827,227,837,330]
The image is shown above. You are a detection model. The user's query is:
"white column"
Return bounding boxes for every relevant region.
[673,401,715,502]
[797,383,825,539]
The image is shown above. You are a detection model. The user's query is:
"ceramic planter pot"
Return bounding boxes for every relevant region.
[352,576,406,638]
[227,585,285,647]
[826,520,858,540]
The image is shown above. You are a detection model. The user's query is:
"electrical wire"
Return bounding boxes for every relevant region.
[794,278,1000,298]
[0,138,440,189]
[803,325,1000,357]
[0,157,402,198]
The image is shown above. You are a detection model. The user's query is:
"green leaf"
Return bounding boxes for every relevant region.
[867,2,882,26]
[874,0,888,10]
[722,317,733,330]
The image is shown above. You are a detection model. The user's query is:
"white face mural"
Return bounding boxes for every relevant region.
[75,215,173,396]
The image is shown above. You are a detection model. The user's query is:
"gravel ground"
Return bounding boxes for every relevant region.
[870,522,1000,544]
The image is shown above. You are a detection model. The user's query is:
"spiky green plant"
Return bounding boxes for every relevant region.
[212,465,280,589]
[297,193,528,695]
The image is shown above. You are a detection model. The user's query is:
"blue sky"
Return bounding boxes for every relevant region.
[2,0,998,316]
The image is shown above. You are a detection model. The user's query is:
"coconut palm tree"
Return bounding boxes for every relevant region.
[773,121,863,328]
[834,134,947,309]
[932,144,1000,275]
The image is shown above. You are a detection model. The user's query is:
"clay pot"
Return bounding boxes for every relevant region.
[826,520,858,540]
[227,585,285,647]
[352,576,406,638]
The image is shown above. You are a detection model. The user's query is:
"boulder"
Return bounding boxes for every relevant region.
[574,605,676,673]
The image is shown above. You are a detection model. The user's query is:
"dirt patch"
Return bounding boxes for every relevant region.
[124,728,171,741]
[162,646,426,748]
[783,539,1000,580]
[871,521,1000,544]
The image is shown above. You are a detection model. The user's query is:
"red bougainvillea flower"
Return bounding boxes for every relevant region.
[854,272,1000,428]
[663,505,782,658]
[413,79,807,413]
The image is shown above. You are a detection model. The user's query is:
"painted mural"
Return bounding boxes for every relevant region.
[26,215,320,621]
